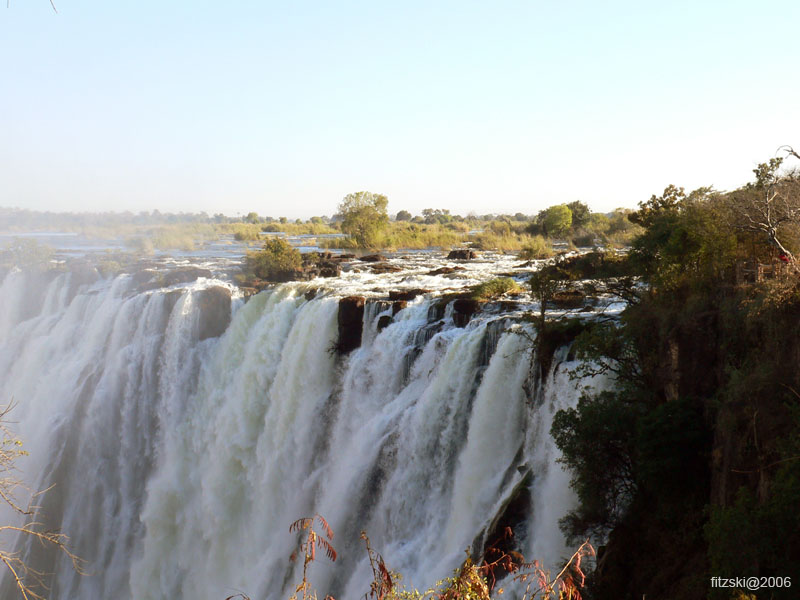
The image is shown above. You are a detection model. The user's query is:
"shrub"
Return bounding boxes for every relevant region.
[229,223,263,241]
[571,232,597,248]
[471,232,529,251]
[0,238,55,269]
[246,238,302,281]
[519,236,553,260]
[471,277,523,301]
[150,229,196,251]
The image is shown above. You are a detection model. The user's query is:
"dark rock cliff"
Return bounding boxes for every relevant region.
[590,289,800,600]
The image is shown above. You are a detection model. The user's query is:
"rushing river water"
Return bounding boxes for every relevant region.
[0,251,610,599]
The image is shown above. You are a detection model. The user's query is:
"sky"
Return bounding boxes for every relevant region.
[1,1,799,219]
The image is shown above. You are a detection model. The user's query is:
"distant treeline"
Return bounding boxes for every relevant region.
[0,201,642,254]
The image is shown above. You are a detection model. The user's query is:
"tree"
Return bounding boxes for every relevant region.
[529,267,567,332]
[338,192,389,248]
[627,186,737,287]
[628,184,686,228]
[727,154,800,262]
[421,208,452,224]
[566,201,590,230]
[394,210,412,222]
[538,204,573,238]
[245,212,261,224]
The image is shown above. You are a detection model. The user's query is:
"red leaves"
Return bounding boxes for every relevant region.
[287,517,593,600]
[362,531,395,600]
[289,514,337,565]
[288,515,338,600]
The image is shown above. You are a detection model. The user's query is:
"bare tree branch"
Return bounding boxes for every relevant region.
[0,403,84,598]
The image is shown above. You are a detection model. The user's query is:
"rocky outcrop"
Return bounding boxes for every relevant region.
[478,468,532,573]
[377,315,393,331]
[428,266,464,275]
[300,253,342,279]
[446,249,477,260]
[162,266,213,287]
[388,289,429,302]
[196,286,232,340]
[358,254,386,262]
[452,298,481,327]
[368,263,403,274]
[303,261,341,279]
[550,289,585,308]
[336,296,365,354]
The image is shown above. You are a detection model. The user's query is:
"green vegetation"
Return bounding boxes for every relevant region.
[538,204,573,237]
[518,235,553,260]
[260,221,338,235]
[566,200,591,229]
[245,238,302,282]
[470,277,522,301]
[222,223,262,241]
[1,198,643,255]
[546,148,800,599]
[338,191,390,248]
[0,239,54,269]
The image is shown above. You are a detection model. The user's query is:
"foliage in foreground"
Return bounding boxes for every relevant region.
[228,516,594,600]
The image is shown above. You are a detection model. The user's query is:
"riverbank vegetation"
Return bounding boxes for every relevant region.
[543,148,800,599]
[1,196,641,256]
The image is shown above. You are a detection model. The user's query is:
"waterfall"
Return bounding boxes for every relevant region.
[0,266,607,600]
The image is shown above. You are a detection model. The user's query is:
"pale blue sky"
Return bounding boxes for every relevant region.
[2,1,799,218]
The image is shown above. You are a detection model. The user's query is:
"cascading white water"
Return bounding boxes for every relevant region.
[0,264,606,600]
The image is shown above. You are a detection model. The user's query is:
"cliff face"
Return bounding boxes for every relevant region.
[592,286,800,600]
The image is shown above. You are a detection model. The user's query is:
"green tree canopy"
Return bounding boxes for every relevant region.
[395,210,412,221]
[567,201,590,229]
[628,184,686,228]
[538,204,573,238]
[338,191,389,247]
[421,208,452,224]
